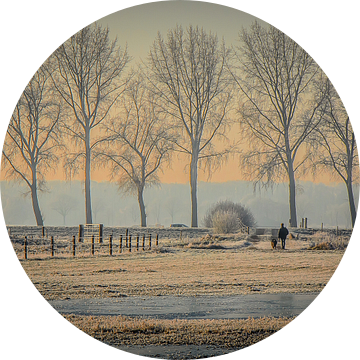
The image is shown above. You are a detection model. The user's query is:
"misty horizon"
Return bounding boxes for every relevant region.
[1,179,357,229]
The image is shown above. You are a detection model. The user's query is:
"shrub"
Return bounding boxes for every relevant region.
[212,210,240,234]
[203,200,256,233]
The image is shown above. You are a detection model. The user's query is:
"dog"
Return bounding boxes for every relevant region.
[271,238,277,249]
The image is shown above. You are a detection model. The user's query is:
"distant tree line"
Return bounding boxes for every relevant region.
[2,22,357,228]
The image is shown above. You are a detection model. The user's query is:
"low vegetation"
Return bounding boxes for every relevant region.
[307,231,349,250]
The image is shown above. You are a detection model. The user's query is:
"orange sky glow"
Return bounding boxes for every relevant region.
[0,2,346,187]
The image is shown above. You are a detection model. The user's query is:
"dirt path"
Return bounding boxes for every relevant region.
[50,293,318,319]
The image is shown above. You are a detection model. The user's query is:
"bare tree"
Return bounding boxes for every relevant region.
[148,25,234,227]
[165,197,179,224]
[2,66,61,226]
[312,78,358,227]
[231,22,325,227]
[49,23,130,224]
[51,194,77,225]
[100,72,175,227]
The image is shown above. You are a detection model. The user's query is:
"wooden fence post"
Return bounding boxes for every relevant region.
[99,224,103,243]
[78,225,83,242]
[91,235,95,256]
[51,236,54,257]
[24,236,28,260]
[109,234,113,256]
[136,234,139,251]
[72,235,76,257]
[305,218,308,229]
[142,234,145,251]
[149,234,152,250]
[156,234,159,246]
[125,229,129,248]
[119,235,123,253]
[42,226,45,238]
[129,235,132,252]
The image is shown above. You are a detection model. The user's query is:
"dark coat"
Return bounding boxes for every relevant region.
[278,226,289,240]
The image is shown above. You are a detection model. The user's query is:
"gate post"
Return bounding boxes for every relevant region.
[78,225,84,242]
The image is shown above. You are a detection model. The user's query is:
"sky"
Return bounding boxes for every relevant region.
[94,2,265,184]
[0,0,334,184]
[97,1,265,62]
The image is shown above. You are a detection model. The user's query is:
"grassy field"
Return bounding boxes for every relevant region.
[19,231,346,300]
[14,228,347,357]
[64,314,293,349]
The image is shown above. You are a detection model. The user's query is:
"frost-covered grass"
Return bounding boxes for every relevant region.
[306,231,349,250]
[64,314,293,348]
[10,225,350,357]
[10,225,348,300]
[21,242,343,300]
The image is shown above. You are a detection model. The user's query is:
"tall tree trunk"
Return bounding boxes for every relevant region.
[285,133,297,227]
[288,162,297,228]
[138,186,147,227]
[346,179,357,228]
[190,149,199,228]
[85,127,93,224]
[30,176,43,226]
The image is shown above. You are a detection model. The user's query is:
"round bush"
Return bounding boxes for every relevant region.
[203,200,256,233]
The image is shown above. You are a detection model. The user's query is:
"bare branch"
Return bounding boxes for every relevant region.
[98,71,176,227]
[1,64,62,225]
[48,23,131,223]
[231,22,322,227]
[147,25,234,226]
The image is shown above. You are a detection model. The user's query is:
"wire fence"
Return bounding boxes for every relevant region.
[8,224,351,260]
[9,226,160,260]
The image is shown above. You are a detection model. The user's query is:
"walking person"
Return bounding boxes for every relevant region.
[278,223,289,249]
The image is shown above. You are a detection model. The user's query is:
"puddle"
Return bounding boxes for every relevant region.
[50,293,318,319]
